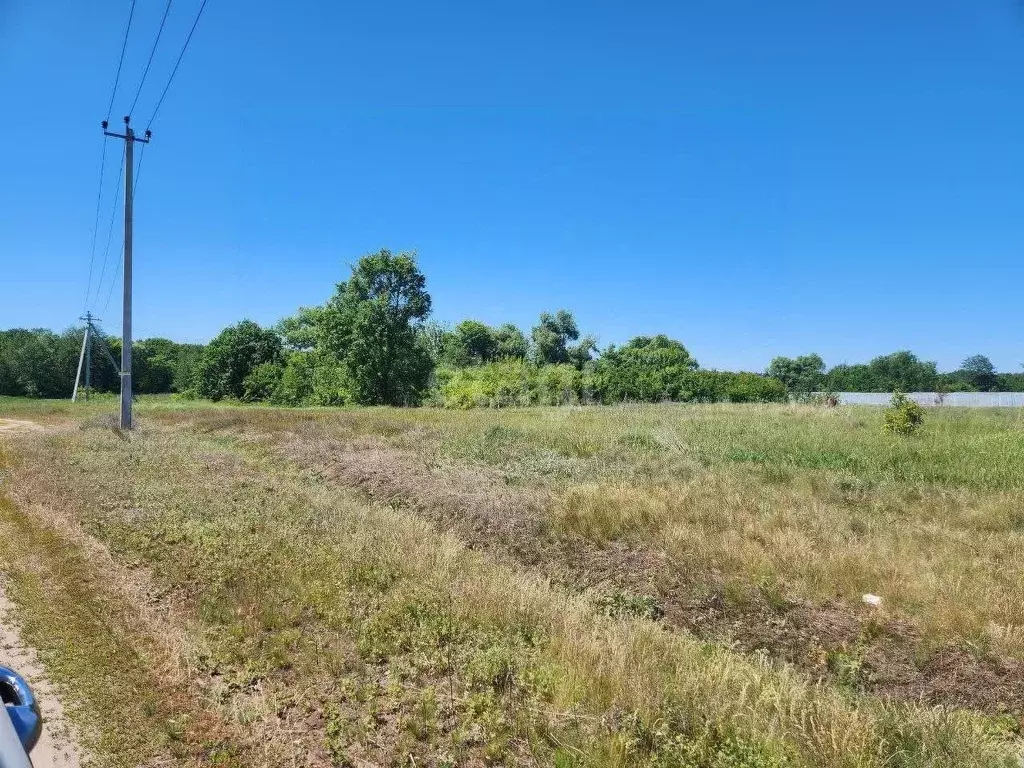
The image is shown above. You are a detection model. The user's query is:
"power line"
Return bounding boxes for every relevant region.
[133,142,147,194]
[101,253,123,317]
[92,146,126,311]
[106,0,138,120]
[101,144,147,318]
[127,0,174,117]
[83,138,109,310]
[146,0,211,129]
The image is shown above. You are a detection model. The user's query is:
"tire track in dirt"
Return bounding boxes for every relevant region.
[0,419,83,766]
[0,585,83,768]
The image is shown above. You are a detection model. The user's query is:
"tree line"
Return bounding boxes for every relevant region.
[2,249,1021,405]
[0,328,202,399]
[767,351,1024,398]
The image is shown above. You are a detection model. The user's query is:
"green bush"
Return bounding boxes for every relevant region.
[193,320,283,401]
[723,372,788,403]
[675,371,787,404]
[241,362,283,402]
[435,362,785,409]
[270,352,314,405]
[588,335,698,403]
[883,391,925,435]
[435,360,585,408]
[537,364,583,405]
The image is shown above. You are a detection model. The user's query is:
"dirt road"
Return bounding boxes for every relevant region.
[0,587,83,767]
[0,420,43,436]
[0,418,82,766]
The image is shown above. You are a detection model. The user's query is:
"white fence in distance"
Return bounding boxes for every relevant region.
[835,392,1024,408]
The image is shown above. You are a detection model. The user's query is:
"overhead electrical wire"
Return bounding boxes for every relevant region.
[106,0,138,120]
[86,0,140,313]
[86,0,139,311]
[100,250,122,317]
[146,0,211,129]
[101,146,147,318]
[83,139,109,310]
[90,0,212,320]
[127,0,174,117]
[91,147,126,313]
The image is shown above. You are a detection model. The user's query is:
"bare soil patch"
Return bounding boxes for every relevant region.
[0,420,43,436]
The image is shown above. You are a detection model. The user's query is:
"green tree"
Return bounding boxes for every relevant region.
[277,306,325,351]
[825,351,937,392]
[315,249,433,405]
[0,328,81,398]
[589,335,698,403]
[531,310,580,365]
[417,322,452,365]
[194,320,283,401]
[444,320,497,366]
[492,323,529,360]
[242,362,284,402]
[133,338,180,394]
[171,343,205,393]
[766,354,825,398]
[959,354,997,391]
[868,351,937,392]
[996,371,1024,392]
[567,334,598,370]
[824,363,878,392]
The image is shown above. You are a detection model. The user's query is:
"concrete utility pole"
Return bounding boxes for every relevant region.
[72,312,98,402]
[85,314,92,399]
[103,116,150,429]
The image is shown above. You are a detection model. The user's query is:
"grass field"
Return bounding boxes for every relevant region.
[1,397,1023,767]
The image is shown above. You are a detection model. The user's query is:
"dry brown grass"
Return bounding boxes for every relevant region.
[0,400,1022,766]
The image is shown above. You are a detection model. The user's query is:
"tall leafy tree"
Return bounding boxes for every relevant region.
[960,354,997,391]
[824,363,879,392]
[195,320,283,401]
[492,323,529,360]
[315,249,433,405]
[867,351,937,392]
[134,338,181,394]
[567,334,598,369]
[766,354,825,396]
[416,322,452,365]
[590,335,698,403]
[172,343,205,393]
[531,310,580,365]
[0,328,81,398]
[444,320,497,366]
[825,351,937,392]
[277,306,326,351]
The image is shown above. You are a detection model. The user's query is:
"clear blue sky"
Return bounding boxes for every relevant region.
[2,0,1022,372]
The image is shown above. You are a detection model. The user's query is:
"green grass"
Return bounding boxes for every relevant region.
[0,443,239,767]
[1,399,1023,766]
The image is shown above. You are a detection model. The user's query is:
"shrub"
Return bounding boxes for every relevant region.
[194,320,283,401]
[883,391,924,435]
[675,371,787,404]
[242,362,284,402]
[436,361,584,408]
[537,364,582,405]
[437,360,537,408]
[270,352,314,405]
[723,372,788,403]
[588,335,698,403]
